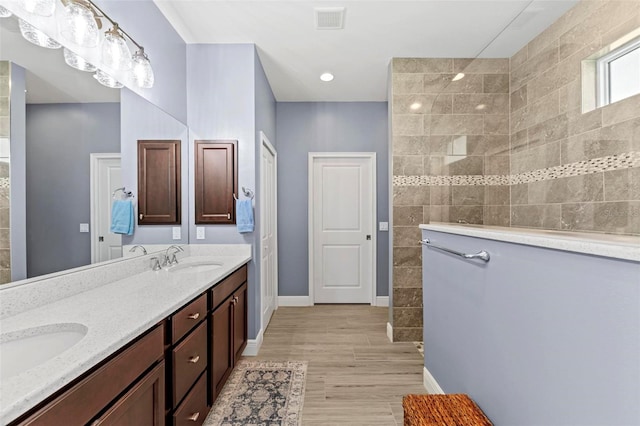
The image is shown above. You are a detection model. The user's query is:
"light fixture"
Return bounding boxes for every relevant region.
[19,19,61,49]
[0,6,12,17]
[93,69,123,88]
[132,48,154,88]
[475,104,486,111]
[59,0,100,47]
[452,72,465,82]
[102,24,131,71]
[64,47,96,72]
[19,0,55,17]
[410,102,422,111]
[320,72,334,82]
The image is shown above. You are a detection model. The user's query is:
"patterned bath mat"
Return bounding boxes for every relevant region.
[204,360,307,426]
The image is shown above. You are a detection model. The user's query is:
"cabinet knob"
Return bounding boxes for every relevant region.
[187,412,200,422]
[187,312,200,320]
[188,355,200,364]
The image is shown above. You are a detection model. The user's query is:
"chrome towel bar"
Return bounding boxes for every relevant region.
[420,238,490,262]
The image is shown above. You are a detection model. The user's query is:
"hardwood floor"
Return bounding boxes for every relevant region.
[246,305,426,425]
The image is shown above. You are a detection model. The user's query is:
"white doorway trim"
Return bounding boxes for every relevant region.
[260,132,279,336]
[90,153,121,264]
[308,152,377,305]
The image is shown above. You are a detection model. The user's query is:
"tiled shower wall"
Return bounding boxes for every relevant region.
[0,61,10,284]
[509,0,640,234]
[391,58,510,341]
[390,0,640,341]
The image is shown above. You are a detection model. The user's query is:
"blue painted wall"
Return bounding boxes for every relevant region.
[120,89,189,246]
[422,229,640,425]
[26,103,120,277]
[97,0,187,123]
[275,102,389,297]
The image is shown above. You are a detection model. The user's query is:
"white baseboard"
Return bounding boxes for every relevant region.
[374,296,389,307]
[386,322,393,342]
[242,328,264,356]
[278,296,313,306]
[423,366,444,394]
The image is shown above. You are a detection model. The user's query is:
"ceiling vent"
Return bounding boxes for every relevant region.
[315,7,345,30]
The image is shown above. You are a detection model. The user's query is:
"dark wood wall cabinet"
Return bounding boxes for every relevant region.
[194,140,238,225]
[138,140,181,225]
[11,265,249,426]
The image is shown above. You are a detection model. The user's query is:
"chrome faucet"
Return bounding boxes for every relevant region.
[129,245,147,255]
[150,257,162,271]
[163,245,184,267]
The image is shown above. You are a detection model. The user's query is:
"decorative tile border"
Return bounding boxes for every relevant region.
[0,178,9,189]
[394,151,640,186]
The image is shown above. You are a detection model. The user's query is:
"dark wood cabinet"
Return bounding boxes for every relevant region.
[209,266,248,402]
[194,140,237,224]
[138,140,181,225]
[92,362,165,426]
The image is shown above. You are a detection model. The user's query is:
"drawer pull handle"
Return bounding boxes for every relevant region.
[188,355,200,364]
[188,312,200,320]
[187,412,200,422]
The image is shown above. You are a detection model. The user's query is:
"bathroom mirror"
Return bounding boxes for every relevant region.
[0,15,189,284]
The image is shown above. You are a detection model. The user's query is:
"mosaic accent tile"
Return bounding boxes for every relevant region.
[393,151,640,187]
[0,178,9,189]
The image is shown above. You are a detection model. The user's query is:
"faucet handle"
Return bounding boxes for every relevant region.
[170,253,179,265]
[150,257,162,271]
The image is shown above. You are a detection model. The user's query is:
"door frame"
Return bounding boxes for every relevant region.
[90,153,121,263]
[308,152,377,305]
[260,132,279,334]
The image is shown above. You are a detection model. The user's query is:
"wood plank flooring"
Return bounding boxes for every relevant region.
[245,305,426,425]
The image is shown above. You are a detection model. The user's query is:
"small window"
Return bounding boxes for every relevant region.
[597,37,640,107]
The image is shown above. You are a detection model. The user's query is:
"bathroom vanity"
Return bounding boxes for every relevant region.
[0,245,251,426]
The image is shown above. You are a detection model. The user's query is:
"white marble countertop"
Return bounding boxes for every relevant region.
[420,223,640,262]
[0,250,251,425]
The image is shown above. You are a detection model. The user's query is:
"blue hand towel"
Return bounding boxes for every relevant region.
[236,199,254,233]
[110,199,134,235]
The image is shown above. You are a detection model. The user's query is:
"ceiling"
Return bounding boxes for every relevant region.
[155,0,578,102]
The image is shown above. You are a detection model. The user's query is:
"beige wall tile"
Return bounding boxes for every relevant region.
[393,136,430,155]
[393,308,423,328]
[512,91,560,134]
[393,288,423,308]
[484,114,510,135]
[511,45,528,70]
[528,114,569,148]
[453,58,509,74]
[393,156,424,176]
[453,94,509,115]
[567,106,603,137]
[512,204,562,229]
[483,205,511,226]
[430,114,484,135]
[449,206,483,224]
[483,74,509,94]
[602,95,640,127]
[561,127,631,164]
[392,74,424,94]
[393,247,422,267]
[393,186,430,206]
[485,155,510,175]
[393,58,453,73]
[393,114,424,135]
[510,41,559,92]
[0,249,10,269]
[393,226,422,247]
[604,168,640,201]
[485,186,510,206]
[393,327,422,342]
[452,186,484,206]
[430,186,453,206]
[511,184,528,205]
[423,73,483,93]
[510,85,528,112]
[0,229,9,249]
[558,79,582,114]
[393,94,452,114]
[0,207,10,228]
[393,206,424,226]
[393,266,423,288]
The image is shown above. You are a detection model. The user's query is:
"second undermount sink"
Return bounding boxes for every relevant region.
[169,261,223,274]
[0,323,88,380]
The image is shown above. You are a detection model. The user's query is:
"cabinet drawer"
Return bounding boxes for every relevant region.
[211,265,247,310]
[172,322,207,407]
[17,324,164,426]
[172,373,207,426]
[172,294,207,344]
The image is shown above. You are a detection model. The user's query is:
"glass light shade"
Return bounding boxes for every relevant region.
[131,50,154,88]
[63,48,96,72]
[19,0,55,17]
[93,69,123,89]
[60,1,99,47]
[0,6,12,18]
[19,19,61,49]
[101,27,131,71]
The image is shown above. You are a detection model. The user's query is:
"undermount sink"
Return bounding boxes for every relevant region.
[169,261,223,274]
[0,323,88,380]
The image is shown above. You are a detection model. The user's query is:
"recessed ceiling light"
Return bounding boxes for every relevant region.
[410,102,422,110]
[320,72,334,82]
[475,104,486,110]
[452,72,465,82]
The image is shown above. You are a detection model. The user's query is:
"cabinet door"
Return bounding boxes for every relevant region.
[210,300,233,401]
[233,283,248,362]
[91,361,165,426]
[194,140,237,224]
[138,140,181,225]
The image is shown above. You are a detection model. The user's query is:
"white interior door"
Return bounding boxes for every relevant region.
[91,155,123,263]
[261,134,278,330]
[311,154,375,304]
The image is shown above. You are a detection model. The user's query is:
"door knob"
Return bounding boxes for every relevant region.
[366,235,372,240]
